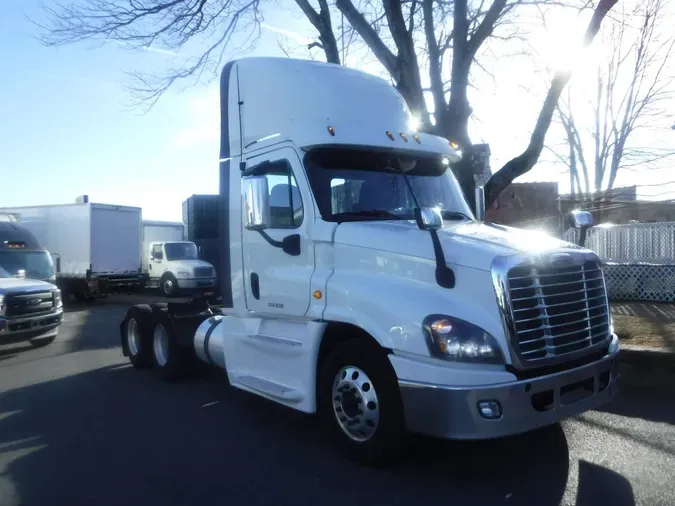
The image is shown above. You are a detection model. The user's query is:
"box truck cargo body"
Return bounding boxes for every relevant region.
[0,202,147,299]
[142,220,185,261]
[182,195,219,243]
[141,220,217,297]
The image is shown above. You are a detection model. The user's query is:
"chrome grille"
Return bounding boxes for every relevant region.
[507,260,610,363]
[194,266,213,278]
[5,291,55,317]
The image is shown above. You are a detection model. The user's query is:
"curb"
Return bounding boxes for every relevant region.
[618,344,675,390]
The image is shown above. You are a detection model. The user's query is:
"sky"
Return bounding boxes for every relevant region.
[1,0,674,222]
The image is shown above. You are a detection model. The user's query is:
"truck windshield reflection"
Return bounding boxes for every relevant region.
[304,147,474,222]
[164,242,199,261]
[0,250,55,280]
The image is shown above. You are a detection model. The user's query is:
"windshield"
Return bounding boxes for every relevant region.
[0,250,55,280]
[164,242,198,261]
[304,147,474,222]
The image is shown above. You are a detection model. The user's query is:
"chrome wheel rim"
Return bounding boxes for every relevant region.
[127,318,140,356]
[163,279,174,295]
[153,324,170,367]
[332,366,379,442]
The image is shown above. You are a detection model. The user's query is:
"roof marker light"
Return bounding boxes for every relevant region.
[413,134,421,144]
[327,126,335,136]
[400,133,408,142]
[386,131,395,141]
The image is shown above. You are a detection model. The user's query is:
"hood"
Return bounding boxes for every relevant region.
[169,259,214,270]
[0,277,57,294]
[333,220,582,271]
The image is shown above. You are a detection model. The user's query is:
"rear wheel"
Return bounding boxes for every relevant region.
[121,305,153,368]
[319,339,409,466]
[151,311,190,381]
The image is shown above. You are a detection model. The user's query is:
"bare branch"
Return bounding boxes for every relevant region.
[335,0,397,74]
[484,0,619,206]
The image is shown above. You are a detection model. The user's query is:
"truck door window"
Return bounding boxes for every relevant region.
[259,162,304,229]
[152,244,163,260]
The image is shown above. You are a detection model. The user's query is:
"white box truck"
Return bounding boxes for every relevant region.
[142,220,217,297]
[118,58,619,466]
[0,198,147,300]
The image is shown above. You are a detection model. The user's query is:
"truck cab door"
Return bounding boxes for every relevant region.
[242,147,314,316]
[149,243,164,280]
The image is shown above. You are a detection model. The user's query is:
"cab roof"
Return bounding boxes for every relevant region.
[0,222,42,250]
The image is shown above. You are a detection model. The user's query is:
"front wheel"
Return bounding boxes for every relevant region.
[160,273,179,298]
[319,340,409,466]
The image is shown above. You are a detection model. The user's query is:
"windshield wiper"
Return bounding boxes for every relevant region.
[333,210,403,221]
[440,210,472,221]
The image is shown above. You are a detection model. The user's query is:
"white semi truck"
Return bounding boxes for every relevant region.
[0,198,147,300]
[119,57,619,465]
[142,220,217,296]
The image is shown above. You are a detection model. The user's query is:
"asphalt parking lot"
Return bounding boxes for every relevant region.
[1,294,674,506]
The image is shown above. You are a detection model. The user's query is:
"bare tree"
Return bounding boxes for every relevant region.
[552,0,675,197]
[36,0,617,206]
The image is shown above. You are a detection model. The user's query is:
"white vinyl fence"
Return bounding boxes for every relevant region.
[563,222,675,302]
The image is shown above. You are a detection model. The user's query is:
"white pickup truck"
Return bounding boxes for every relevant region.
[119,57,619,465]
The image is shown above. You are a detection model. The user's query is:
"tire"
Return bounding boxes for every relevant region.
[121,305,154,368]
[151,310,190,381]
[318,339,409,467]
[29,334,57,348]
[160,273,179,298]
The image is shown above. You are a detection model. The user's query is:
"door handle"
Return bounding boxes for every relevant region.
[250,272,260,300]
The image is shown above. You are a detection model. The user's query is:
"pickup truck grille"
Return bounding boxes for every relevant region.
[507,260,610,363]
[5,291,55,317]
[194,267,213,278]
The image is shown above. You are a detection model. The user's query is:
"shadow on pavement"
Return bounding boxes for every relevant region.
[596,384,675,425]
[576,461,636,506]
[60,292,184,354]
[0,363,635,506]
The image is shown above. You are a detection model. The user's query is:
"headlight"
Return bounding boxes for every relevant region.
[423,315,505,364]
[54,289,63,309]
[177,271,190,277]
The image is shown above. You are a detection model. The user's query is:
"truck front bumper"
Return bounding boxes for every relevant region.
[397,342,620,440]
[177,277,217,290]
[0,309,64,345]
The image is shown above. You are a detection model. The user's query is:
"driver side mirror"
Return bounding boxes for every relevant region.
[568,210,594,247]
[415,207,443,231]
[51,253,61,273]
[568,209,593,229]
[243,176,270,230]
